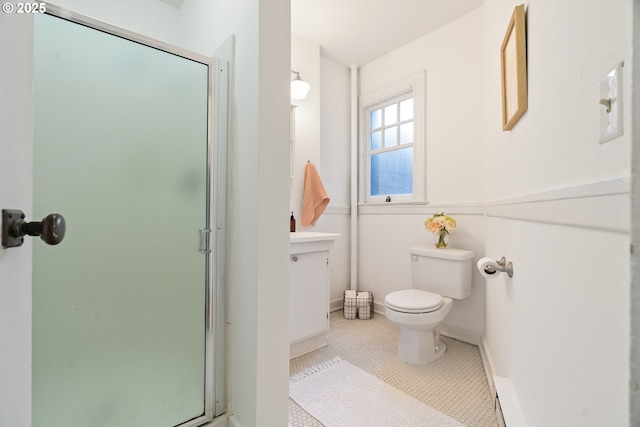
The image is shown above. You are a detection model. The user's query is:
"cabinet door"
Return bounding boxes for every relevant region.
[290,251,329,343]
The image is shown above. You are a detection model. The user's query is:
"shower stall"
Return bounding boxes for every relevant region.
[31,7,227,427]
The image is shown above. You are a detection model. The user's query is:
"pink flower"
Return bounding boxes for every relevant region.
[424,213,456,235]
[426,222,441,233]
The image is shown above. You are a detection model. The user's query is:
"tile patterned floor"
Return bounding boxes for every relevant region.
[289,311,499,427]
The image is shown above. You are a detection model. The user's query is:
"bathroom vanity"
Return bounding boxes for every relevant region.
[289,231,340,359]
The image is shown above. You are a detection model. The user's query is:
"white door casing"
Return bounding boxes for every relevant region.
[0,12,35,427]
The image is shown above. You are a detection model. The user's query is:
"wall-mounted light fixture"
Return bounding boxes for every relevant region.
[291,69,310,100]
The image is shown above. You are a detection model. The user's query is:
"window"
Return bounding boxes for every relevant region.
[360,72,425,203]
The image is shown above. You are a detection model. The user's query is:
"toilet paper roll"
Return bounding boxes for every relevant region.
[477,257,501,279]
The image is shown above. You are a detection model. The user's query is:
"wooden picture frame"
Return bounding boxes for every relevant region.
[500,4,527,131]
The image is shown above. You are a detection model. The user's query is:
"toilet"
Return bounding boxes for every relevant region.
[384,246,474,365]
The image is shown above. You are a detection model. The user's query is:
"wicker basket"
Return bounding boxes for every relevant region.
[343,291,374,320]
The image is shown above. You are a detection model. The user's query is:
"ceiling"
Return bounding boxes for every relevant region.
[291,0,483,66]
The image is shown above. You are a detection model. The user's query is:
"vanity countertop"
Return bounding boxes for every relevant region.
[290,231,340,243]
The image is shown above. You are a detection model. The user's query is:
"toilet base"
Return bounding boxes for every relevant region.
[397,325,446,365]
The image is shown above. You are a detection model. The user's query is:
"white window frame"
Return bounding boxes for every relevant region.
[359,71,426,204]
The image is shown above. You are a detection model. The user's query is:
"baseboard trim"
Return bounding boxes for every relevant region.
[203,414,229,427]
[440,324,482,346]
[228,415,242,427]
[480,337,528,427]
[374,300,385,314]
[330,298,344,312]
[479,337,497,400]
[493,376,528,427]
[290,333,328,359]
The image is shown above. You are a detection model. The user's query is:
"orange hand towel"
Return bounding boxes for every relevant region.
[301,163,330,227]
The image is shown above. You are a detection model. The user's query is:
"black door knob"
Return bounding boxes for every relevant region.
[22,213,66,245]
[2,209,66,248]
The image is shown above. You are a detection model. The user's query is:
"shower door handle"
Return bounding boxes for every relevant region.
[199,228,211,254]
[2,209,66,248]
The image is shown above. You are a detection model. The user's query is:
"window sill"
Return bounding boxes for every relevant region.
[358,201,427,215]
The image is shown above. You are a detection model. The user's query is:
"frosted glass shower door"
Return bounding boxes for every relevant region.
[33,13,211,427]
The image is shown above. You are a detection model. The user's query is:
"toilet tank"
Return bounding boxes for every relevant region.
[410,246,474,299]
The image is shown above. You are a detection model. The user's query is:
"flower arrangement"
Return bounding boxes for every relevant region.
[424,212,456,248]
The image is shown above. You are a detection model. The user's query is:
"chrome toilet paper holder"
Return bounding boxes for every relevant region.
[484,257,514,278]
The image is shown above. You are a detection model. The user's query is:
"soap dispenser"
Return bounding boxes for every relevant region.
[290,212,296,232]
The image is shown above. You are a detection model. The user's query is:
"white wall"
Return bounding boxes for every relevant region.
[483,1,631,201]
[482,0,632,425]
[48,0,181,43]
[291,34,321,220]
[291,35,352,308]
[356,8,487,341]
[319,57,352,209]
[0,12,34,427]
[631,2,640,422]
[360,8,485,204]
[177,1,291,426]
[317,56,352,306]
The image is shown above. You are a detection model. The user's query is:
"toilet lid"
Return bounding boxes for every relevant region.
[385,289,443,313]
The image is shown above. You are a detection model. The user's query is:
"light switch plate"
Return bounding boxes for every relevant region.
[599,62,623,144]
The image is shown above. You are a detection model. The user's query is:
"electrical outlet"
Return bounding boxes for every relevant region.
[599,63,623,143]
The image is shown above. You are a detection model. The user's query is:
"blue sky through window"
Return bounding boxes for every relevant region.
[370,147,413,196]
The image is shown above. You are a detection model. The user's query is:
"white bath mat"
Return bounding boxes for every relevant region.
[289,357,465,427]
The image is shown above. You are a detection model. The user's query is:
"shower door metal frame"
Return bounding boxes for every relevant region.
[41,5,227,426]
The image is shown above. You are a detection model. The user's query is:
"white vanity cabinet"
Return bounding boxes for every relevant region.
[289,232,340,359]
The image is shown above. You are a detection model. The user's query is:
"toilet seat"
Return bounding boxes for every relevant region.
[385,289,443,314]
